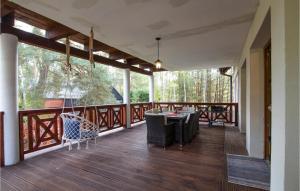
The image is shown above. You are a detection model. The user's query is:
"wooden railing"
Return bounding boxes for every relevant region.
[18,102,238,160]
[130,103,152,124]
[153,102,238,126]
[19,104,126,160]
[0,112,4,166]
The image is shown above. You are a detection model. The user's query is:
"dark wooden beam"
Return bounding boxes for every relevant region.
[108,50,133,60]
[4,1,56,30]
[1,23,152,76]
[219,67,231,75]
[1,1,164,73]
[126,58,156,69]
[46,25,78,40]
[1,0,12,17]
[1,11,14,26]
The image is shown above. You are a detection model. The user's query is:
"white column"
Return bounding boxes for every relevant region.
[123,69,131,128]
[246,49,265,159]
[0,34,19,165]
[271,0,299,190]
[149,75,154,103]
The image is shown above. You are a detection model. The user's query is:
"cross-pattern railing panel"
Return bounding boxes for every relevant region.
[19,104,126,160]
[153,102,238,126]
[130,103,152,124]
[18,102,237,160]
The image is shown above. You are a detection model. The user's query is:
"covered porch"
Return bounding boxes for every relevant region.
[1,0,300,191]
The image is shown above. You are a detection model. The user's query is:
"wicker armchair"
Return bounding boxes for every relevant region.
[184,113,196,143]
[183,111,200,143]
[193,111,200,135]
[145,114,175,148]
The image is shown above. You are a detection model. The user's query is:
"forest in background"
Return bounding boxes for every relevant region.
[154,70,231,103]
[16,20,231,110]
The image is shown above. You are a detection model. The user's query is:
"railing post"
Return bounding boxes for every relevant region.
[0,33,20,165]
[235,103,239,127]
[123,69,131,128]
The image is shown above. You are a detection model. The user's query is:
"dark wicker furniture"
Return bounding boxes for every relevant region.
[145,114,175,148]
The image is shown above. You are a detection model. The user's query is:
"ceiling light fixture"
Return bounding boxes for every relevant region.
[154,37,162,69]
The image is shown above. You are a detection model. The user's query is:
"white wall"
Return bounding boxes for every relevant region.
[238,63,246,134]
[237,0,270,156]
[271,0,299,190]
[238,0,299,189]
[238,0,271,66]
[247,49,265,158]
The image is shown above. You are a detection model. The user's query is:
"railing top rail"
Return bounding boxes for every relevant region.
[19,102,238,114]
[19,104,127,114]
[130,102,152,105]
[154,102,238,105]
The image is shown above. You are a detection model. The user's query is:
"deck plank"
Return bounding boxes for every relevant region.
[1,124,263,191]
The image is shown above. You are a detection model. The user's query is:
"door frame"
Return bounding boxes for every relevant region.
[264,40,271,160]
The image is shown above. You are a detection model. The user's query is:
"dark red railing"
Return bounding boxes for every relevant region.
[153,102,238,126]
[0,112,4,166]
[19,104,126,160]
[130,103,152,124]
[18,102,238,160]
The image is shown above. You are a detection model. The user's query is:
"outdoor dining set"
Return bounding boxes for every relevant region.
[144,107,200,150]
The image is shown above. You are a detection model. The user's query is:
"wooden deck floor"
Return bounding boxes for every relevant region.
[1,124,264,191]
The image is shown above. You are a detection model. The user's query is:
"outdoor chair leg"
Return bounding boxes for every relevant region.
[86,140,89,149]
[94,137,97,145]
[68,140,72,151]
[77,141,81,150]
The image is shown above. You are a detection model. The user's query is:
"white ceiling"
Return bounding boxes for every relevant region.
[12,0,259,71]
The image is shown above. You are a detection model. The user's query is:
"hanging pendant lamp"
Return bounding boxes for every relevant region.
[154,37,162,69]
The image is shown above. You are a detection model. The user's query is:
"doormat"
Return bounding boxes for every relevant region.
[227,154,270,190]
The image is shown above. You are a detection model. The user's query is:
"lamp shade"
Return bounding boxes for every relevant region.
[155,59,162,69]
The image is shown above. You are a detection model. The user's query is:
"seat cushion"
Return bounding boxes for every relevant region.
[63,118,80,139]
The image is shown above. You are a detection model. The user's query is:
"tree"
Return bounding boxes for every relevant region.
[18,26,121,109]
[154,69,232,103]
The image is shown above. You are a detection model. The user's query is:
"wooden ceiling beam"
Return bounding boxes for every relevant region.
[1,23,152,76]
[46,25,78,40]
[1,1,162,74]
[1,0,12,17]
[109,50,133,60]
[2,11,14,26]
[126,58,145,65]
[4,2,55,29]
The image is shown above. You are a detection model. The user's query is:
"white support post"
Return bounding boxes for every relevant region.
[271,0,299,190]
[0,33,19,166]
[123,69,131,128]
[149,75,154,103]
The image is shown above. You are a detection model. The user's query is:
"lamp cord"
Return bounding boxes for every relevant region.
[157,39,160,60]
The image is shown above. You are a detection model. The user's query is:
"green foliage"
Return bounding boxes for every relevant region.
[130,90,149,103]
[18,28,122,109]
[17,22,231,108]
[130,72,149,103]
[154,69,231,103]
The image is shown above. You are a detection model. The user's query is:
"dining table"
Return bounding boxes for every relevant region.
[164,111,192,150]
